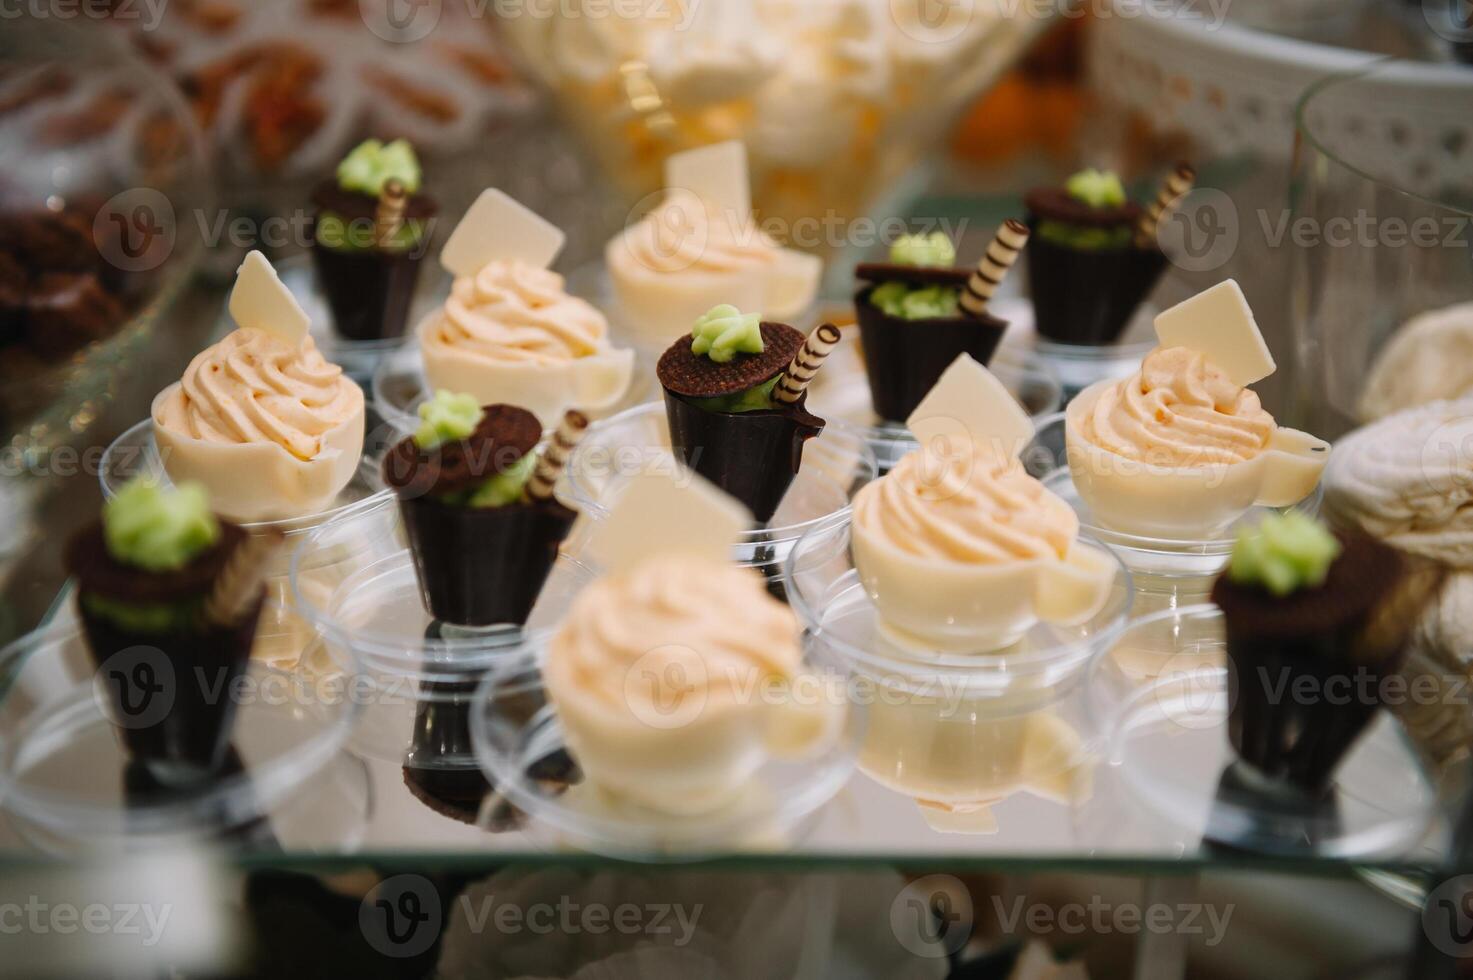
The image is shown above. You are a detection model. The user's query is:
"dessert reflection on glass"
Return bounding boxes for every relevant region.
[152,251,367,522]
[543,469,844,816]
[1025,165,1194,346]
[851,354,1115,652]
[854,221,1027,422]
[381,390,583,627]
[65,478,279,783]
[1066,280,1331,539]
[656,304,839,522]
[309,138,437,342]
[605,141,823,348]
[1211,512,1445,797]
[419,188,634,427]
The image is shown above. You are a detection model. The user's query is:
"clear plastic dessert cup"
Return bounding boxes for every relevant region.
[290,493,597,815]
[100,418,396,669]
[803,340,1063,473]
[1007,296,1160,401]
[562,401,878,590]
[0,610,365,854]
[471,644,862,860]
[1084,605,1439,858]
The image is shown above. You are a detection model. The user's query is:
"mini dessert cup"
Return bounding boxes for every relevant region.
[1086,605,1440,856]
[310,226,429,343]
[472,644,861,858]
[0,616,363,853]
[1065,381,1331,540]
[563,401,877,582]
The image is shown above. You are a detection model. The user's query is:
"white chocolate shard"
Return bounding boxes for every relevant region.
[228,250,309,346]
[440,188,566,279]
[584,463,752,573]
[906,353,1034,460]
[1153,279,1276,387]
[663,140,751,220]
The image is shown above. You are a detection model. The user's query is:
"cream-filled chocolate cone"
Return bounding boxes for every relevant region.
[152,329,365,522]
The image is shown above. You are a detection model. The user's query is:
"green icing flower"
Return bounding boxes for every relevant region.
[1228,512,1342,597]
[103,478,220,573]
[464,450,538,508]
[1065,168,1126,209]
[1035,220,1133,252]
[889,232,956,268]
[692,376,781,414]
[691,304,763,363]
[415,390,484,451]
[337,138,423,196]
[870,281,960,320]
[82,592,198,633]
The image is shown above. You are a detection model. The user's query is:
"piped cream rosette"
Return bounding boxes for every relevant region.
[850,354,1115,653]
[418,259,634,426]
[605,142,821,347]
[1066,281,1329,539]
[543,468,845,816]
[152,253,365,522]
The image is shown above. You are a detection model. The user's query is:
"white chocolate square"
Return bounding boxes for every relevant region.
[664,140,751,220]
[907,353,1034,460]
[440,188,566,279]
[228,250,309,346]
[585,463,752,573]
[1153,279,1276,387]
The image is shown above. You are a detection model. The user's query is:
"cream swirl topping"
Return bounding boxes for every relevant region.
[614,189,782,276]
[545,555,801,723]
[154,327,362,461]
[424,260,614,366]
[853,441,1078,564]
[1081,346,1275,467]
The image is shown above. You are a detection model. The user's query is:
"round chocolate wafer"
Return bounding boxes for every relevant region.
[657,321,805,398]
[1024,187,1142,228]
[310,180,438,222]
[383,403,542,499]
[854,264,972,288]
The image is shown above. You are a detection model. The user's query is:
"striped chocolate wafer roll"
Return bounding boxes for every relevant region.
[773,322,842,405]
[1135,163,1196,247]
[375,178,409,248]
[525,410,590,503]
[198,530,283,630]
[959,219,1029,317]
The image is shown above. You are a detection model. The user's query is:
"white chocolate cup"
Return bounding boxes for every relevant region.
[1065,380,1330,540]
[850,522,1117,654]
[151,385,365,523]
[416,312,635,428]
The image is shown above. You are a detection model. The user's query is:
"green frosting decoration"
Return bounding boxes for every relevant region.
[870,281,960,321]
[1228,512,1342,597]
[337,138,422,196]
[691,304,764,363]
[103,479,220,573]
[464,451,538,508]
[889,232,956,268]
[692,376,781,414]
[82,592,198,634]
[315,212,426,253]
[415,390,484,451]
[1065,168,1126,209]
[1036,221,1132,251]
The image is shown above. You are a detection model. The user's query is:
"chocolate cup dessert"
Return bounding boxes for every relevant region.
[1023,189,1165,347]
[66,523,262,780]
[1210,534,1438,798]
[853,266,1009,422]
[308,182,437,342]
[657,321,825,522]
[383,404,577,627]
[403,662,491,823]
[663,390,825,523]
[397,496,576,626]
